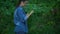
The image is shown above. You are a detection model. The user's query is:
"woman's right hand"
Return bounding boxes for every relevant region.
[30,10,34,15]
[27,10,34,18]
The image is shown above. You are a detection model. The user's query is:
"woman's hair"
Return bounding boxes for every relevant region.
[16,0,27,7]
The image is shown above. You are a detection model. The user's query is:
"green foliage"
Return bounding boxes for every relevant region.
[0,0,60,34]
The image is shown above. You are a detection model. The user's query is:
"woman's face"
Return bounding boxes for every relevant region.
[21,1,28,6]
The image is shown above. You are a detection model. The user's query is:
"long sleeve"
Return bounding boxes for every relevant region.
[14,7,28,32]
[17,7,28,23]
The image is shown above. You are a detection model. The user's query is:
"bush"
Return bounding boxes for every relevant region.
[0,0,60,34]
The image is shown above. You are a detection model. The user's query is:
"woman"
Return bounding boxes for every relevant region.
[14,0,34,34]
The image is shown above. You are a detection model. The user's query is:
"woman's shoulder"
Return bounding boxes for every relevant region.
[16,6,23,10]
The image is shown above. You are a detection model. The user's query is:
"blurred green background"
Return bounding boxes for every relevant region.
[0,0,60,34]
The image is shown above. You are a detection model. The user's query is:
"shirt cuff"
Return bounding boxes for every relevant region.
[16,22,20,25]
[24,16,28,20]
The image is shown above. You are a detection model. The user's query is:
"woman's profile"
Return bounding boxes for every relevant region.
[14,0,34,34]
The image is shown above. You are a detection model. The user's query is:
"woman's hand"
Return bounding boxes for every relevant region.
[27,10,34,18]
[29,10,34,15]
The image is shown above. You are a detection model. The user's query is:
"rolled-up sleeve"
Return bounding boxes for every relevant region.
[17,8,28,22]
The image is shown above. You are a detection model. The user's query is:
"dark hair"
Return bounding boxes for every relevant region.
[16,0,27,7]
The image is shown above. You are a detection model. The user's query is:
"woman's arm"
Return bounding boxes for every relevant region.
[17,8,34,22]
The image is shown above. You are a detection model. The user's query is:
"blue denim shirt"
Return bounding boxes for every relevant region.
[14,6,28,33]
